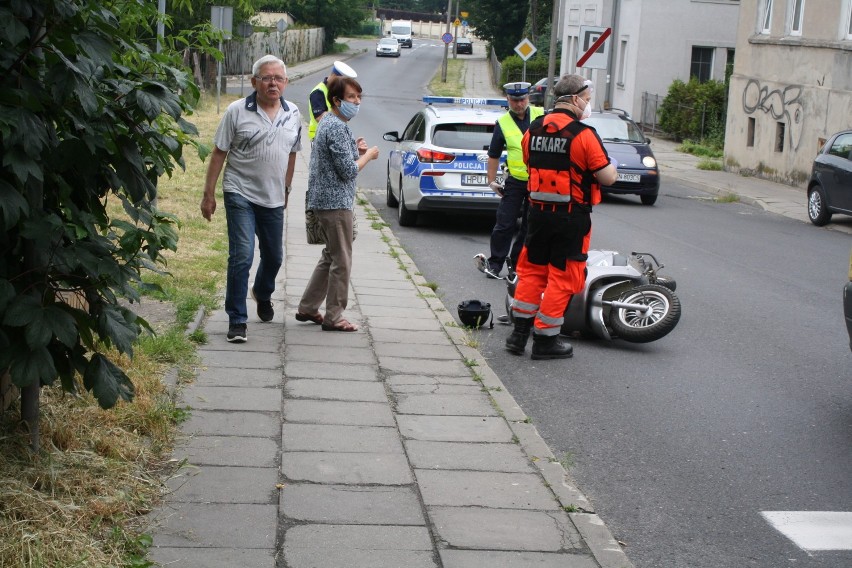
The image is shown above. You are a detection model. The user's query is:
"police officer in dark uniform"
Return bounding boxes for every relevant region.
[483,81,545,279]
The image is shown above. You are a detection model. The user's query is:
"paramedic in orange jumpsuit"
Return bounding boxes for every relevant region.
[505,74,618,360]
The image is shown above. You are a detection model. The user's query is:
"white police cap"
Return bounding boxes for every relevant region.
[503,81,531,99]
[331,61,357,78]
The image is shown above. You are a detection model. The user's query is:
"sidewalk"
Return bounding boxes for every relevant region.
[146,41,845,568]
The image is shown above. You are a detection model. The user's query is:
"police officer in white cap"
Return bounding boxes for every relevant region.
[308,61,358,140]
[483,81,544,279]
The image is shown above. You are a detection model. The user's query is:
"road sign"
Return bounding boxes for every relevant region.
[210,6,234,39]
[514,38,537,61]
[461,11,468,17]
[461,20,468,27]
[577,26,611,69]
[442,32,453,44]
[454,18,461,26]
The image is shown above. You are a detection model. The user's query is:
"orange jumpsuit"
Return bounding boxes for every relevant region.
[512,108,610,335]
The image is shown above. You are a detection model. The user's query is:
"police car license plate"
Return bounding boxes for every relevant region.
[462,174,488,186]
[617,173,641,183]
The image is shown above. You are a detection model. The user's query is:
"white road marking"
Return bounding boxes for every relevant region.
[761,511,852,551]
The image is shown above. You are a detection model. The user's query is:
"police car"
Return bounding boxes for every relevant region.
[383,96,508,226]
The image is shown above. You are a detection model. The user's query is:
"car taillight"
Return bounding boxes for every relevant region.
[417,148,455,164]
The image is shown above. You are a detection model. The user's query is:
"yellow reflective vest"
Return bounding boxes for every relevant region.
[497,106,544,181]
[308,81,330,140]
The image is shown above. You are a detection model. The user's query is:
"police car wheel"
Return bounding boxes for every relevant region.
[386,169,399,207]
[398,185,417,227]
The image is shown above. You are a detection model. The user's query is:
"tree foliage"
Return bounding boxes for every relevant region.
[258,0,367,48]
[465,0,529,58]
[0,0,210,408]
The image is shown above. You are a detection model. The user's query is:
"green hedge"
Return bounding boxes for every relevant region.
[500,55,556,85]
[658,78,728,146]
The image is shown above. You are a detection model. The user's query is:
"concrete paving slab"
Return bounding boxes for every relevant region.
[283,329,372,347]
[359,305,438,319]
[429,506,581,551]
[390,383,484,395]
[367,316,445,331]
[405,440,535,473]
[353,278,419,290]
[174,435,278,467]
[357,294,432,308]
[397,415,514,443]
[167,465,278,503]
[148,547,275,568]
[283,524,434,551]
[380,356,472,376]
[285,378,388,402]
[374,342,461,359]
[181,410,280,437]
[151,503,276,548]
[284,361,379,381]
[386,374,476,387]
[395,393,498,416]
[197,350,282,369]
[192,367,281,388]
[371,328,451,345]
[284,547,438,568]
[181,385,281,412]
[280,484,425,525]
[285,344,375,364]
[569,513,635,568]
[354,286,424,299]
[199,332,283,352]
[282,423,404,453]
[439,549,599,568]
[415,470,560,510]
[281,451,413,484]
[283,399,394,426]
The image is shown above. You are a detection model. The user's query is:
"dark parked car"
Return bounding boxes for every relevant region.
[454,37,473,54]
[845,249,852,351]
[582,110,660,205]
[528,77,550,106]
[807,129,852,226]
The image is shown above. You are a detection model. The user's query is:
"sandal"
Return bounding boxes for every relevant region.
[295,312,323,325]
[321,318,359,332]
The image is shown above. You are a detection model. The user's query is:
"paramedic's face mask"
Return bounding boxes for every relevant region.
[574,80,594,119]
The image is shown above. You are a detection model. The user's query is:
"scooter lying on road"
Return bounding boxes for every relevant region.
[474,249,681,343]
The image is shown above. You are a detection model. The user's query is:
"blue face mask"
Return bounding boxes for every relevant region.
[338,100,359,120]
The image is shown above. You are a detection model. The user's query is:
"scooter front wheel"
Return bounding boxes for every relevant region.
[608,284,680,343]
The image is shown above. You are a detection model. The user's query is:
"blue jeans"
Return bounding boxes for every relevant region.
[488,176,529,273]
[223,191,284,325]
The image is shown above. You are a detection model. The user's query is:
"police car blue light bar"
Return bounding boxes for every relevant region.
[422,96,508,107]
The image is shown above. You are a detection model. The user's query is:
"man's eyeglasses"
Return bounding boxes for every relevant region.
[256,75,287,84]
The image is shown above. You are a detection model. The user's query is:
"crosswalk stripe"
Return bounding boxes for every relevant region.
[762,511,852,551]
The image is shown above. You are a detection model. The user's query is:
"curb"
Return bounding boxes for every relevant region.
[357,193,635,568]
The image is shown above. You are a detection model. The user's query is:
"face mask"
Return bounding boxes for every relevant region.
[338,100,359,120]
[577,96,592,119]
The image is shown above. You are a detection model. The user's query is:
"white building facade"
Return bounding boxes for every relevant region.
[559,1,740,122]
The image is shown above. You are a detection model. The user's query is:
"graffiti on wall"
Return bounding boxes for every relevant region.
[742,79,804,150]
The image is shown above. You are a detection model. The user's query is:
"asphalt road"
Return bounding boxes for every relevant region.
[287,42,852,568]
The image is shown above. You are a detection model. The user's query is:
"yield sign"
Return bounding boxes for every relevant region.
[577,26,611,69]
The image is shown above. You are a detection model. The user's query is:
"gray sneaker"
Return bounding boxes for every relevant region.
[227,323,247,343]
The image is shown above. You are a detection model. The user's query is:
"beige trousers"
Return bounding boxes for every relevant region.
[298,209,354,325]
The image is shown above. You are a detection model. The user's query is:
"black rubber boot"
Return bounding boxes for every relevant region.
[531,333,574,360]
[505,317,533,355]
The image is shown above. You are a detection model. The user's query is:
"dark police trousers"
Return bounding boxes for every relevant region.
[488,176,529,274]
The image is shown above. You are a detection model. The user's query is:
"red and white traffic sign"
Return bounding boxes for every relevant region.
[577,26,611,69]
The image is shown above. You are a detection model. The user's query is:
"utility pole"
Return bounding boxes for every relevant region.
[441,0,453,81]
[544,0,561,108]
